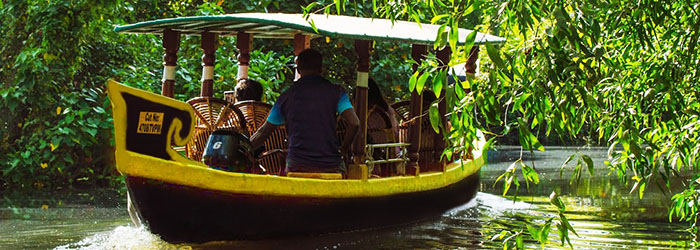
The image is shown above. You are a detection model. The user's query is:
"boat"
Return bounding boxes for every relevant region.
[108,13,503,243]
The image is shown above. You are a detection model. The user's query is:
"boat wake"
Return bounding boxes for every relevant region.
[53,226,186,250]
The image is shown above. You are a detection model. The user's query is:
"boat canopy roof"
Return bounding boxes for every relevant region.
[115,13,505,45]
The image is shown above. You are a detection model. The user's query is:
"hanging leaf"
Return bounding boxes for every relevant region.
[449,20,459,52]
[430,14,449,24]
[527,224,541,242]
[463,2,476,15]
[549,191,566,212]
[433,70,444,98]
[408,71,419,92]
[445,85,455,112]
[429,102,441,133]
[517,117,545,152]
[522,163,540,185]
[485,42,505,69]
[512,93,531,112]
[435,23,448,50]
[581,154,594,175]
[463,28,478,58]
[416,71,429,93]
[455,79,466,99]
[557,222,572,248]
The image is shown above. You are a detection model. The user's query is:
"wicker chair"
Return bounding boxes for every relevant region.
[391,101,410,143]
[366,106,398,176]
[233,100,288,175]
[186,97,248,162]
[390,100,444,172]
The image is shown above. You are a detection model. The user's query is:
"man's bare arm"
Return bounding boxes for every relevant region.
[250,121,279,150]
[340,108,360,155]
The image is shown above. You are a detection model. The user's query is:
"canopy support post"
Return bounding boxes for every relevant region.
[435,46,451,171]
[236,32,253,80]
[465,46,479,76]
[293,34,310,80]
[408,44,427,175]
[161,29,180,98]
[353,39,371,164]
[200,32,217,97]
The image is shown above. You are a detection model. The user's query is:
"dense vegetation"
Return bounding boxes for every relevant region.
[0,0,416,192]
[327,0,700,246]
[1,0,699,247]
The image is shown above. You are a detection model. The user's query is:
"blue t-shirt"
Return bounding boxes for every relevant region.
[266,75,353,168]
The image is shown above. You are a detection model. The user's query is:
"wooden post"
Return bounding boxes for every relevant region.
[236,32,253,80]
[353,40,371,164]
[161,29,180,98]
[408,44,427,175]
[435,46,451,171]
[293,33,311,80]
[465,46,479,75]
[200,32,217,97]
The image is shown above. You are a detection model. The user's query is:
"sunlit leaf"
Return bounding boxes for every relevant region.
[463,28,478,57]
[517,118,545,152]
[449,20,458,52]
[431,14,449,24]
[455,80,466,99]
[408,71,419,92]
[416,71,429,93]
[433,70,443,98]
[581,154,594,175]
[485,42,505,69]
[522,163,540,185]
[549,191,565,211]
[429,102,441,133]
[527,224,541,241]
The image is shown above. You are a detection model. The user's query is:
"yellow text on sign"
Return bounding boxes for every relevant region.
[137,112,164,134]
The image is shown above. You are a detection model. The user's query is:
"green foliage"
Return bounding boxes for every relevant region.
[0,0,304,190]
[310,0,700,246]
[527,218,552,248]
[494,159,540,197]
[671,181,700,241]
[1,0,132,189]
[248,50,294,103]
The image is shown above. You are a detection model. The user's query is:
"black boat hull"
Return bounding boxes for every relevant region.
[126,172,480,243]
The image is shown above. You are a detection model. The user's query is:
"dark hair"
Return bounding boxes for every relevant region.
[296,49,322,73]
[367,78,389,111]
[235,79,263,102]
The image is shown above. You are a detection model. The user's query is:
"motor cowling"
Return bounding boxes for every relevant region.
[202,129,254,172]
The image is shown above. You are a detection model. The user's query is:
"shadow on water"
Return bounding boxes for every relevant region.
[0,146,694,249]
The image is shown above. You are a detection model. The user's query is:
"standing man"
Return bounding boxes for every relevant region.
[250,49,360,174]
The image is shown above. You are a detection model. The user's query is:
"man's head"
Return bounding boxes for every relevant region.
[295,49,322,76]
[234,79,263,102]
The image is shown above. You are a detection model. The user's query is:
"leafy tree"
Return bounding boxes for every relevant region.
[305,0,700,245]
[0,0,133,189]
[0,0,299,190]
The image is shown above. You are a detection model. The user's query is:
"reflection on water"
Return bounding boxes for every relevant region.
[0,147,694,249]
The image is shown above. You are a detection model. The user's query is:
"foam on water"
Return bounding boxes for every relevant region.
[53,226,187,250]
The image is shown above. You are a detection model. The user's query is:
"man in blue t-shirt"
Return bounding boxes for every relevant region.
[250,49,360,174]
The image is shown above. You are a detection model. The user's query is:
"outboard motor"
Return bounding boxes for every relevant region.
[202,129,254,172]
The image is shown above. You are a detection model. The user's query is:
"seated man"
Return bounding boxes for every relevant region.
[234,78,264,102]
[250,49,360,174]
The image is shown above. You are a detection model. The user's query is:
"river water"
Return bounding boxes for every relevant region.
[0,147,694,249]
